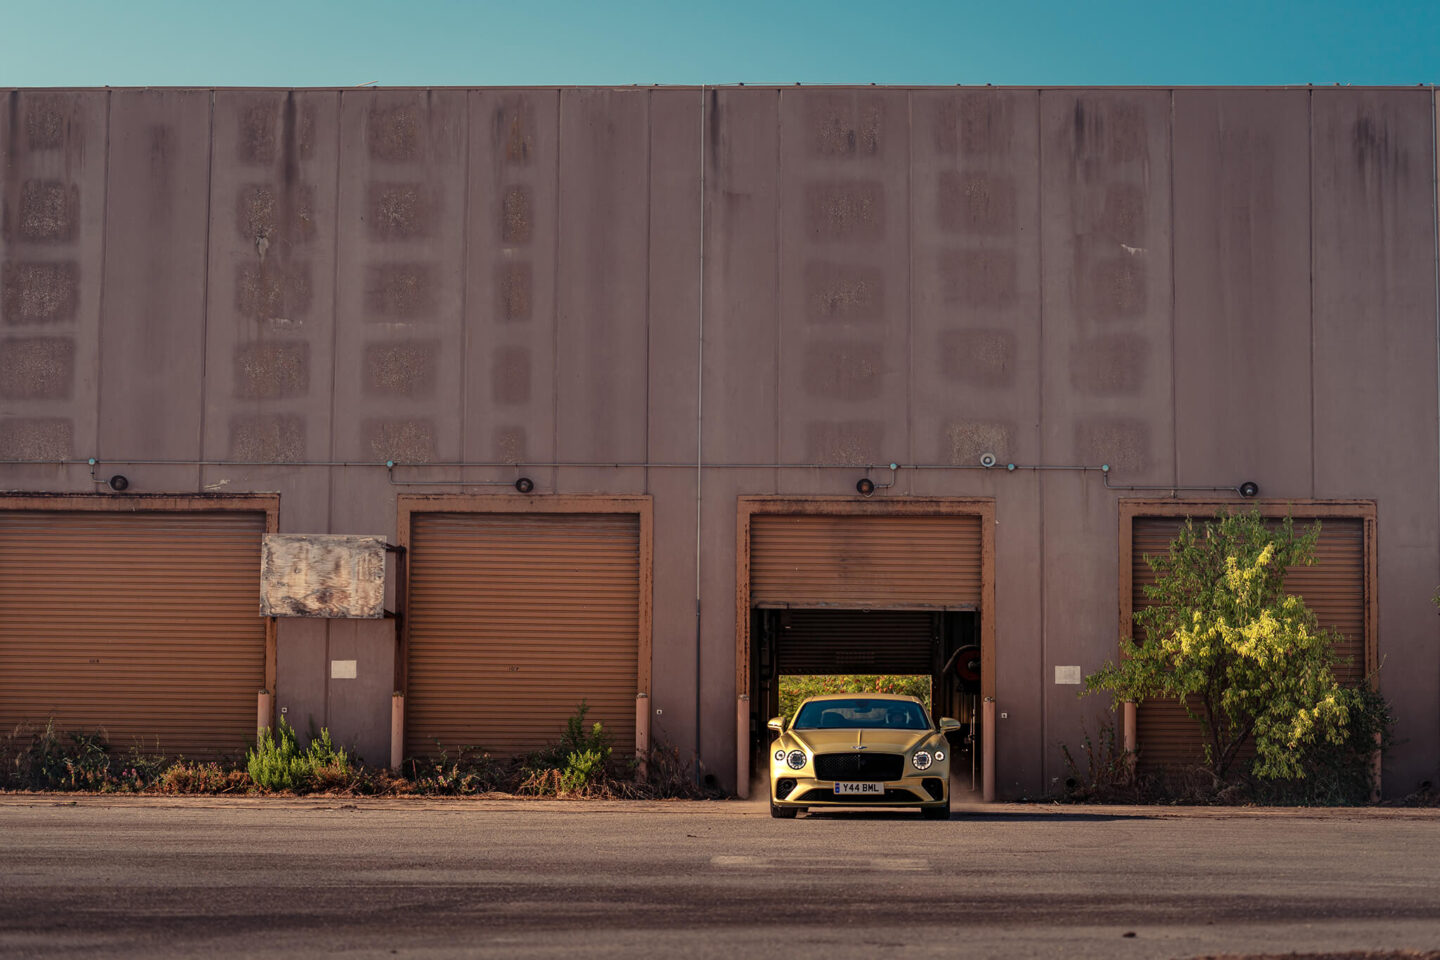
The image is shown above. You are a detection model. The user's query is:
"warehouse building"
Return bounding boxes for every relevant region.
[1,85,1436,799]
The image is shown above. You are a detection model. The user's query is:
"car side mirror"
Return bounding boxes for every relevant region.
[938,717,962,732]
[767,716,786,732]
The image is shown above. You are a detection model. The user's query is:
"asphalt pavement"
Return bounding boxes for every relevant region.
[2,796,1439,959]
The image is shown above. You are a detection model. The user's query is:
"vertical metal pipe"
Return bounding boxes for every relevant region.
[736,694,750,798]
[982,698,996,802]
[390,694,405,771]
[694,84,707,787]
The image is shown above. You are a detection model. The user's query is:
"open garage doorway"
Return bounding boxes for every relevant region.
[735,499,995,800]
[752,607,985,796]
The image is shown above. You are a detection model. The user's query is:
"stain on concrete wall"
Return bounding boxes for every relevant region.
[805,420,885,465]
[365,263,436,320]
[363,418,436,463]
[231,413,306,462]
[0,336,74,399]
[1,261,78,324]
[363,341,437,398]
[234,342,310,400]
[0,417,72,459]
[939,329,1017,387]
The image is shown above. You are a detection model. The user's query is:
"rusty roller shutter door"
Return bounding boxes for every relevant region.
[0,510,267,760]
[776,610,936,675]
[751,515,982,609]
[1133,516,1366,771]
[406,513,640,759]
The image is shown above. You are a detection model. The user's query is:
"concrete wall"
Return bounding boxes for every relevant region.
[2,86,1437,797]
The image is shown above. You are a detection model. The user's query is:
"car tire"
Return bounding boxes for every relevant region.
[922,801,951,821]
[770,802,798,819]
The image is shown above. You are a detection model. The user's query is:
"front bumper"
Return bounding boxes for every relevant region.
[770,773,949,807]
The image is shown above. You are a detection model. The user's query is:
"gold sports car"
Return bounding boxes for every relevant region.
[767,693,961,820]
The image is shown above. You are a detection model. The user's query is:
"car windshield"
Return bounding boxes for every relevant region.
[791,699,931,731]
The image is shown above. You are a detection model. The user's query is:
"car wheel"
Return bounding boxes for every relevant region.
[770,802,798,819]
[922,801,950,821]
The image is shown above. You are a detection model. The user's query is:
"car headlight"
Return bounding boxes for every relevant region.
[773,748,787,762]
[912,750,933,771]
[935,750,946,762]
[786,749,807,770]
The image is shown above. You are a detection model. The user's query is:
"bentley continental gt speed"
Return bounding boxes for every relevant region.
[767,693,960,820]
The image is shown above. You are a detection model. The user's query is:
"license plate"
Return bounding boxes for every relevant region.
[833,782,884,795]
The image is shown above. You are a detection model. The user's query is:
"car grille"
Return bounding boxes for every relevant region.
[813,752,904,781]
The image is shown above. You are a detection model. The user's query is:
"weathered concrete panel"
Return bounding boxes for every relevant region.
[463,90,559,489]
[646,90,703,764]
[334,89,466,477]
[98,90,211,491]
[1312,89,1440,796]
[1038,90,1175,794]
[778,88,909,497]
[555,89,650,494]
[912,90,1041,474]
[1173,89,1313,496]
[0,90,105,490]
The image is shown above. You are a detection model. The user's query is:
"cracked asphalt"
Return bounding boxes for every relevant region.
[2,796,1438,959]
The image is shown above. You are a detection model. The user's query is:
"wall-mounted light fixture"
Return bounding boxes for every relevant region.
[854,462,900,498]
[515,477,535,494]
[1238,481,1259,498]
[108,475,129,492]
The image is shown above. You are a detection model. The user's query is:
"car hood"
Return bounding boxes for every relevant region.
[787,727,934,754]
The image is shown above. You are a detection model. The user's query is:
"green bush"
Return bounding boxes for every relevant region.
[246,717,350,793]
[519,702,613,796]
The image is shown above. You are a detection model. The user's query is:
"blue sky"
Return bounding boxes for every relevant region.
[2,0,1436,87]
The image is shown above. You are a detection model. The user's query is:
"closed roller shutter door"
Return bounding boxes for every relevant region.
[0,510,267,759]
[776,610,936,675]
[1133,516,1366,770]
[406,513,640,759]
[751,515,982,609]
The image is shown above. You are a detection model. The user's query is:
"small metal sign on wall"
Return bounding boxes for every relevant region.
[260,534,388,618]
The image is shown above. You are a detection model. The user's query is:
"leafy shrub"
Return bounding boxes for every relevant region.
[518,702,614,796]
[246,717,350,793]
[0,720,113,791]
[1088,510,1378,783]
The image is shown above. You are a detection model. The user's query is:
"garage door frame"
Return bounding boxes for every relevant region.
[1117,498,1379,781]
[735,497,997,799]
[0,492,281,741]
[395,494,653,761]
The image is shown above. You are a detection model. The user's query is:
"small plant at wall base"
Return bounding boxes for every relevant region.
[247,716,351,793]
[518,701,613,796]
[1086,509,1384,788]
